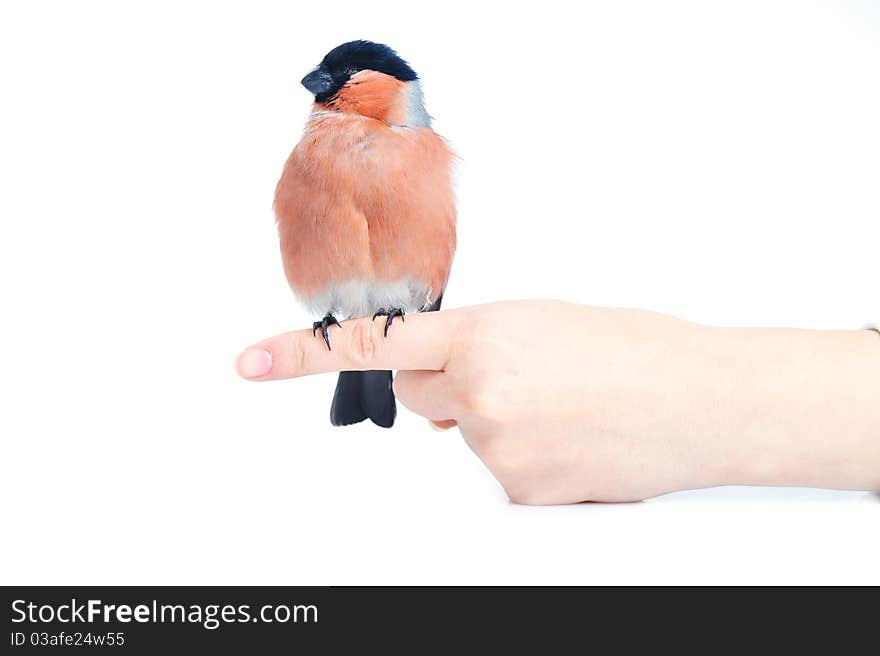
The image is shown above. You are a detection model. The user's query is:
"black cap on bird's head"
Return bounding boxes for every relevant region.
[301,40,418,103]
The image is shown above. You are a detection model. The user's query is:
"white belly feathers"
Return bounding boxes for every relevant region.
[299,278,434,319]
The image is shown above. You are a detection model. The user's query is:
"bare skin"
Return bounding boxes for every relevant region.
[236,300,880,504]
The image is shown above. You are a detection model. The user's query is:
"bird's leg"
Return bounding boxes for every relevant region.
[312,313,340,350]
[372,307,405,337]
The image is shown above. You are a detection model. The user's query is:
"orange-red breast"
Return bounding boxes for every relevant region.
[274,41,456,427]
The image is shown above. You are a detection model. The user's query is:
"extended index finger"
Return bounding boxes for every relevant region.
[236,310,460,380]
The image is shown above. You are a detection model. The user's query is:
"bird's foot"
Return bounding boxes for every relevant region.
[372,307,405,337]
[312,314,340,350]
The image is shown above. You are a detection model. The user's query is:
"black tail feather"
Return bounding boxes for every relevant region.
[330,370,395,427]
[328,294,444,429]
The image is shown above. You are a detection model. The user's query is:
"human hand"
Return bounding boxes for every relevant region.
[236,300,880,504]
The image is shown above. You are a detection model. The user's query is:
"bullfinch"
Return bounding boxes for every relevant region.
[274,40,457,428]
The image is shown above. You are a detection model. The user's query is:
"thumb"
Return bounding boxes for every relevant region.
[236,310,459,381]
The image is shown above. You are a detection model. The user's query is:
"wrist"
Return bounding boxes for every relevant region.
[708,326,880,490]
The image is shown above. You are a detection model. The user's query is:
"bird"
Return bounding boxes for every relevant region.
[274,40,457,428]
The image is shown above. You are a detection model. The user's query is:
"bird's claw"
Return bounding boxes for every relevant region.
[372,307,405,337]
[312,314,340,350]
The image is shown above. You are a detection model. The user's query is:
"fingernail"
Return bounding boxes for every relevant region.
[237,348,272,378]
[428,419,453,432]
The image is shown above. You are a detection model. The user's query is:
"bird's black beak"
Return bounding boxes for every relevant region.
[301,66,334,96]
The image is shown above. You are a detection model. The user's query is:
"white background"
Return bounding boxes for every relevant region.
[1,1,878,585]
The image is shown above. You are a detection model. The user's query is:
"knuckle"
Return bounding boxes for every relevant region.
[285,339,307,375]
[346,319,379,367]
[460,385,507,424]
